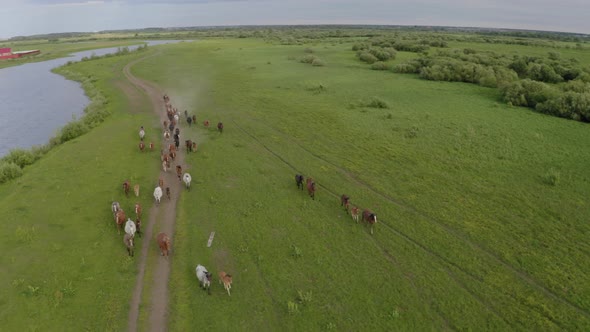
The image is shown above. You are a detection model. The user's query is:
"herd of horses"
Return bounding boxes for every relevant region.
[295,174,378,234]
[109,93,232,295]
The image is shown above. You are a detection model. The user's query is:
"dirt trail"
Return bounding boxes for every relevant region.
[122,54,187,332]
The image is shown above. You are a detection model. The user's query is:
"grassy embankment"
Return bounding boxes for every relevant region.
[0,45,162,330]
[130,39,590,330]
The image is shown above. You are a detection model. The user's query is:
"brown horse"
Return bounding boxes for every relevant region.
[362,209,378,234]
[166,187,171,200]
[115,210,126,234]
[217,122,224,133]
[185,140,193,152]
[139,142,145,152]
[219,271,233,296]
[192,115,196,124]
[176,165,182,181]
[192,142,197,151]
[341,195,350,213]
[135,203,142,219]
[149,142,154,151]
[203,120,210,128]
[295,174,304,190]
[157,232,171,256]
[124,233,134,257]
[159,178,164,189]
[169,150,176,161]
[306,177,316,200]
[123,180,130,197]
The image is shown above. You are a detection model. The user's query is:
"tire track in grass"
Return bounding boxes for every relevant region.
[229,118,576,328]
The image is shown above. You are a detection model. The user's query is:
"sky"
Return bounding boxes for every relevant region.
[0,0,588,39]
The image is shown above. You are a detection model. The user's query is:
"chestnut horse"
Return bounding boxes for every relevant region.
[139,142,145,152]
[295,174,304,190]
[340,195,350,213]
[351,206,360,223]
[115,209,126,234]
[157,232,171,256]
[123,180,130,197]
[176,165,182,181]
[362,209,378,234]
[135,203,142,219]
[306,177,316,200]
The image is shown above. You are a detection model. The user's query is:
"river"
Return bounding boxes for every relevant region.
[0,40,182,158]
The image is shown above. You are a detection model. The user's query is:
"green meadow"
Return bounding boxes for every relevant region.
[2,32,590,331]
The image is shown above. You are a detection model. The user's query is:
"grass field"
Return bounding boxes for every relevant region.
[1,33,589,331]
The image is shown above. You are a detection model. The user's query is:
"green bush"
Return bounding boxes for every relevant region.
[393,63,419,74]
[361,97,389,109]
[311,58,325,67]
[359,52,378,64]
[2,149,37,168]
[300,54,318,64]
[0,162,23,183]
[60,121,89,142]
[371,62,390,70]
[501,79,556,108]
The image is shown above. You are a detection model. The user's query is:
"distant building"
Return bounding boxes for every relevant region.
[0,47,41,60]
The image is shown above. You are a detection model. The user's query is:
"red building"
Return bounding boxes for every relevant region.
[0,47,41,59]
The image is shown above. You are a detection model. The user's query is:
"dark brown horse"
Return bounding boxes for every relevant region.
[217,122,224,133]
[157,232,171,256]
[341,195,350,213]
[306,177,316,200]
[295,174,304,190]
[176,165,182,181]
[185,140,193,152]
[123,180,130,197]
[362,209,378,234]
[166,187,171,200]
[135,218,142,237]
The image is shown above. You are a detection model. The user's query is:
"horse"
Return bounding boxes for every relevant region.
[125,218,136,238]
[124,233,134,257]
[139,142,145,152]
[111,201,121,219]
[196,264,212,294]
[176,165,182,181]
[169,150,176,161]
[341,195,350,213]
[351,206,360,223]
[174,114,179,124]
[295,174,304,190]
[219,271,233,296]
[175,128,180,136]
[157,232,170,256]
[159,178,164,189]
[135,218,142,237]
[362,209,378,234]
[203,120,210,128]
[306,177,316,200]
[187,116,192,126]
[164,130,171,140]
[139,127,145,141]
[135,203,142,219]
[149,142,154,151]
[154,186,163,204]
[192,142,197,151]
[115,210,126,234]
[217,122,224,133]
[123,180,130,197]
[185,140,193,152]
[192,115,196,124]
[163,120,168,129]
[133,184,140,197]
[183,173,192,191]
[166,187,171,200]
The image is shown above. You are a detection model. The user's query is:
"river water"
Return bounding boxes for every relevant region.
[0,40,181,158]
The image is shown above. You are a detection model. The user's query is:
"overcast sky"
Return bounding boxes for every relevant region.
[0,0,588,39]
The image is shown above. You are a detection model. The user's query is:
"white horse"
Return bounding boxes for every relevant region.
[154,186,163,204]
[139,128,145,141]
[183,173,192,191]
[125,218,136,238]
[196,264,212,294]
[111,201,121,220]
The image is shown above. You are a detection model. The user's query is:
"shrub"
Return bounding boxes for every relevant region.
[60,121,89,142]
[360,97,389,109]
[393,63,419,74]
[501,79,556,108]
[359,52,378,64]
[542,168,560,186]
[303,47,314,53]
[311,58,325,67]
[0,162,23,183]
[300,54,318,64]
[2,149,37,168]
[371,62,390,70]
[369,48,392,61]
